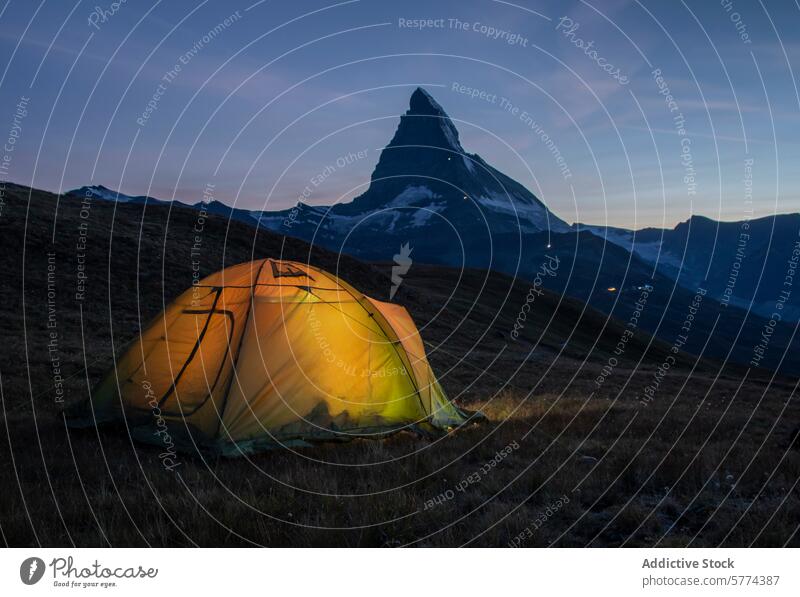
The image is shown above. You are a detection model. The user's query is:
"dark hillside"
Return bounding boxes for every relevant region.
[0,183,797,547]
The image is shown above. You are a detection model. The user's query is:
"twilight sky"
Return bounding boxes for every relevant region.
[1,0,799,229]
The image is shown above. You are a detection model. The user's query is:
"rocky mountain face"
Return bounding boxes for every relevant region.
[257,88,569,270]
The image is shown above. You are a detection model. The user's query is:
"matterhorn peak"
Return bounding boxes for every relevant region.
[409,87,448,116]
[320,87,567,234]
[384,87,464,154]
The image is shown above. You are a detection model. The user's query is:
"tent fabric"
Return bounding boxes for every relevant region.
[69,259,472,455]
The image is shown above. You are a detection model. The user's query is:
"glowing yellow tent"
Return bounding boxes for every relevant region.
[70,259,470,455]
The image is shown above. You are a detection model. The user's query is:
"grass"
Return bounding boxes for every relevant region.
[2,390,798,547]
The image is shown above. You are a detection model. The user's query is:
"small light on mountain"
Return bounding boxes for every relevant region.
[607,287,617,292]
[463,195,468,200]
[447,157,451,161]
[547,243,551,248]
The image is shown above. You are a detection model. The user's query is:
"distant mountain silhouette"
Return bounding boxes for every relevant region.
[65,88,800,375]
[578,214,800,321]
[72,185,168,205]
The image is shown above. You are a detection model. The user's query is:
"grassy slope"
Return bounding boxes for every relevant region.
[0,183,797,547]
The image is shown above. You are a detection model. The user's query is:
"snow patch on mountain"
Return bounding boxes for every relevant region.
[316,186,445,233]
[73,185,137,202]
[580,224,683,269]
[411,202,446,227]
[462,154,475,174]
[477,192,568,232]
[387,185,440,207]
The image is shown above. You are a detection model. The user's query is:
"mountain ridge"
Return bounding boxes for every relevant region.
[65,87,800,322]
[53,87,800,373]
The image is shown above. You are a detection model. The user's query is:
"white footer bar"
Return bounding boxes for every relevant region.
[2,548,797,596]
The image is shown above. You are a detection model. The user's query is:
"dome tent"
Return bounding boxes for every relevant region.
[68,259,471,455]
